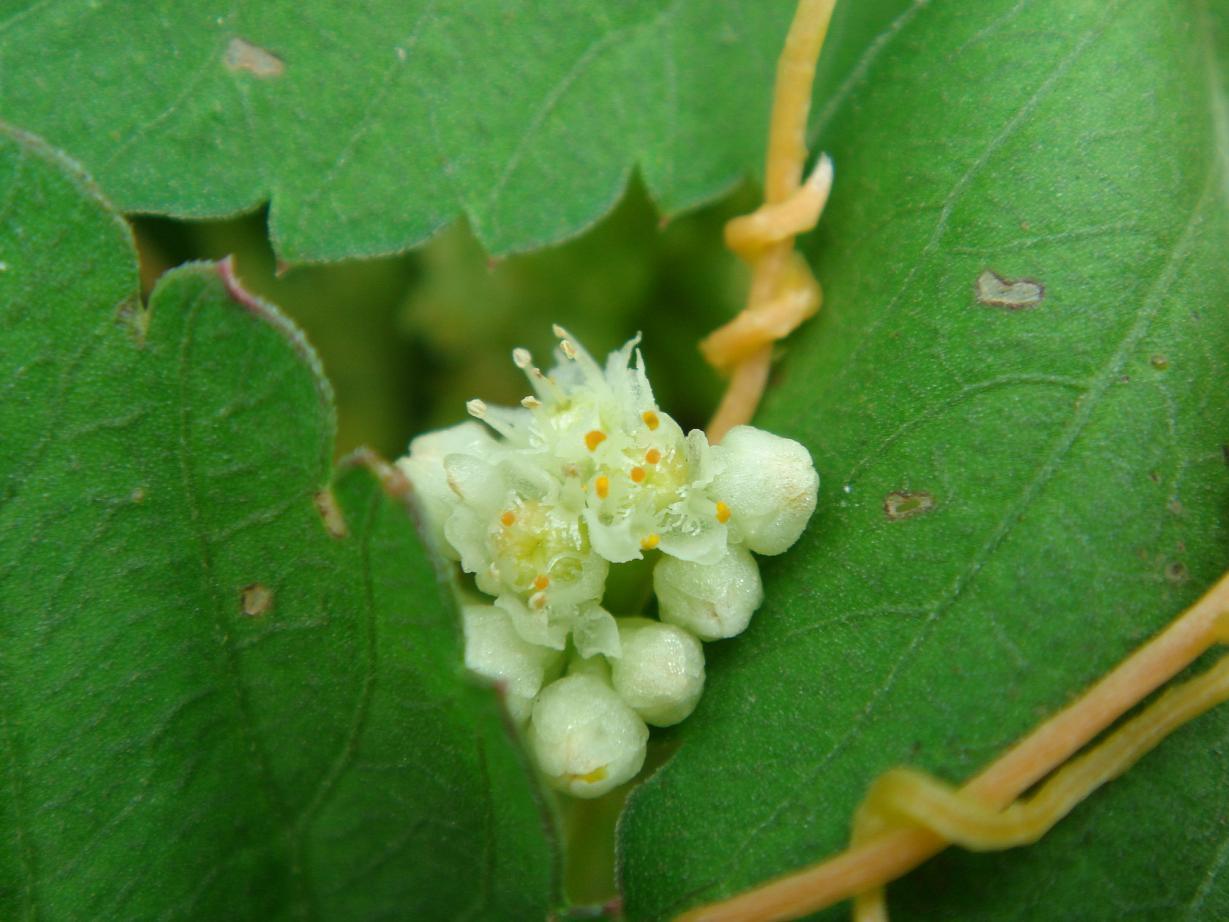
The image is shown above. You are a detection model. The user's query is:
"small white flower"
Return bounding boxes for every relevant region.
[396,326,821,797]
[654,544,764,641]
[442,450,608,650]
[487,329,734,567]
[461,603,563,724]
[712,425,819,555]
[611,618,705,726]
[528,673,648,798]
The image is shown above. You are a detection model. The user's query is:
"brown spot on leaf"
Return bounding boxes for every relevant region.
[241,583,274,616]
[314,489,348,538]
[1164,561,1188,584]
[975,269,1044,310]
[1150,354,1169,370]
[130,486,146,504]
[225,38,284,78]
[1167,498,1184,516]
[884,491,935,522]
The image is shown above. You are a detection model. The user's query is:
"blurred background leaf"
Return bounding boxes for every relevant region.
[134,178,749,459]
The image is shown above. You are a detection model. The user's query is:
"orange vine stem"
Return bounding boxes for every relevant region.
[677,570,1229,922]
[705,0,836,443]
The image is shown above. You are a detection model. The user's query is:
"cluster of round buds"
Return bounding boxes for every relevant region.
[398,327,818,797]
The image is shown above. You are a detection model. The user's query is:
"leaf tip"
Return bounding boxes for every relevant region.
[313,488,349,539]
[217,255,263,313]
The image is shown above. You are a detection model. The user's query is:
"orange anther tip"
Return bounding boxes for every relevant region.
[500,511,516,527]
[645,448,662,465]
[585,429,607,451]
[641,533,660,550]
[630,466,646,483]
[716,501,732,524]
[595,475,610,499]
[642,411,660,431]
[533,575,550,591]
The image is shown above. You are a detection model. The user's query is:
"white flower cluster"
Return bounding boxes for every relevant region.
[398,328,818,798]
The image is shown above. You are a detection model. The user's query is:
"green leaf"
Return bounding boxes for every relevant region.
[0,0,807,262]
[620,1,1229,919]
[0,125,558,919]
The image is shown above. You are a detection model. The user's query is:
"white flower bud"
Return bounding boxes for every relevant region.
[528,674,648,798]
[396,421,495,559]
[712,425,818,555]
[611,618,705,726]
[462,604,562,724]
[654,544,763,641]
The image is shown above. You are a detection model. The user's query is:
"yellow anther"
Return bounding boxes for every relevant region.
[630,466,647,484]
[595,475,610,499]
[641,533,660,550]
[645,447,662,465]
[585,429,607,451]
[533,574,550,591]
[642,410,660,431]
[500,511,516,527]
[716,501,732,524]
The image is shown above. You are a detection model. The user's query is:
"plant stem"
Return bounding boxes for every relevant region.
[706,0,835,442]
[677,570,1229,922]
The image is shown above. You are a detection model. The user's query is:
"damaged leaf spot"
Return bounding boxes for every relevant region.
[975,269,1044,310]
[241,583,274,616]
[1164,561,1189,585]
[225,38,284,78]
[884,490,935,522]
[1150,354,1169,370]
[314,488,348,538]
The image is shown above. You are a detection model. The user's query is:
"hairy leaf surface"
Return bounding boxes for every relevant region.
[0,126,557,920]
[0,0,819,261]
[620,1,1229,919]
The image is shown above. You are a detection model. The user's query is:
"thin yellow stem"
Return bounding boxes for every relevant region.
[706,0,835,443]
[677,570,1229,922]
[864,650,1229,852]
[702,253,821,370]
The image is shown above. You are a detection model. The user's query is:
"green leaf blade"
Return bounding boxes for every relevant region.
[0,0,803,262]
[0,125,557,920]
[620,1,1229,919]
